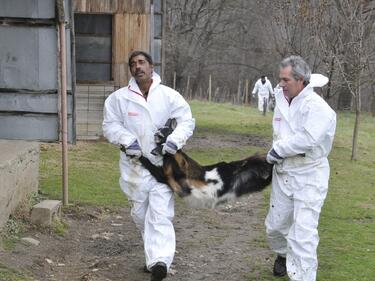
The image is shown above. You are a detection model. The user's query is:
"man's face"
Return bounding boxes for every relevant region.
[279,65,304,99]
[129,55,153,84]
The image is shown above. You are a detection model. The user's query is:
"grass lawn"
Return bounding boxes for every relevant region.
[0,264,32,281]
[17,101,375,280]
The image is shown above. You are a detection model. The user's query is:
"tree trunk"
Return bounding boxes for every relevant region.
[245,79,249,105]
[237,80,242,104]
[208,75,212,102]
[337,62,353,110]
[324,57,335,99]
[337,88,352,110]
[185,75,190,99]
[351,89,361,160]
[371,84,375,117]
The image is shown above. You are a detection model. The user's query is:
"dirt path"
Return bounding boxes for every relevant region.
[0,134,275,281]
[0,196,273,281]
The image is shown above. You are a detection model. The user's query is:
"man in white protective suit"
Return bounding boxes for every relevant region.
[265,55,336,281]
[102,51,195,281]
[252,75,274,112]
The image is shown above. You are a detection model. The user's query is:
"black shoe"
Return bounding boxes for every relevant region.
[273,255,286,277]
[144,265,151,273]
[151,262,167,281]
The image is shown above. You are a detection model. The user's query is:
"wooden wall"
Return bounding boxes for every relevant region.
[113,13,150,85]
[73,0,151,86]
[73,0,151,14]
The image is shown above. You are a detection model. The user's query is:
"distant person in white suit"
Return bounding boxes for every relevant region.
[252,75,274,112]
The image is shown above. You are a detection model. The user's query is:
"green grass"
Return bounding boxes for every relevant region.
[0,264,30,281]
[39,141,127,206]
[189,100,273,137]
[317,111,375,281]
[36,100,375,280]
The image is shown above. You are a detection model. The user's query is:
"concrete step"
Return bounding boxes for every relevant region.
[30,200,62,226]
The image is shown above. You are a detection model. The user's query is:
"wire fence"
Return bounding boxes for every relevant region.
[170,72,260,106]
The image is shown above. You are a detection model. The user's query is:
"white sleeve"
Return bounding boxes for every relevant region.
[102,94,137,147]
[273,102,336,157]
[166,92,195,149]
[252,81,258,94]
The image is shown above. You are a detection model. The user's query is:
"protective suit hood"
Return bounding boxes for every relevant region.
[307,74,328,88]
[128,71,162,95]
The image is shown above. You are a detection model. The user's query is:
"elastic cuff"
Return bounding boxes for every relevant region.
[118,134,136,147]
[166,137,181,150]
[270,148,283,159]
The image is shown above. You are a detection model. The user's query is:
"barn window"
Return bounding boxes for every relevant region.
[74,14,112,82]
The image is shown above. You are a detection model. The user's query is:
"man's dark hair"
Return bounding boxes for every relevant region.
[261,75,266,79]
[128,50,153,67]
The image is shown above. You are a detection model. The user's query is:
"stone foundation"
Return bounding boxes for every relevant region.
[0,140,39,229]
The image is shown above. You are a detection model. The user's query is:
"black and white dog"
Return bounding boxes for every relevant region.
[138,120,273,208]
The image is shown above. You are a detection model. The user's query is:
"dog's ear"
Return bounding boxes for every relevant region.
[170,118,177,130]
[164,118,177,131]
[174,151,188,171]
[180,156,188,171]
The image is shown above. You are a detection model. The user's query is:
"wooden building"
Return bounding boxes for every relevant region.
[0,0,163,141]
[73,0,164,139]
[0,0,75,142]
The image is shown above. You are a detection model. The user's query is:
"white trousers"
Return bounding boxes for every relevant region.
[265,169,328,281]
[257,93,269,112]
[120,174,175,271]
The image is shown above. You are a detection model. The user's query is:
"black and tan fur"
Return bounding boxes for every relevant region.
[139,151,273,208]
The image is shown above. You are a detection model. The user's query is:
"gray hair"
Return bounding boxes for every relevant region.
[280,55,311,86]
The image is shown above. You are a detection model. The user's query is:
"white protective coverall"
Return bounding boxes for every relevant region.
[265,74,336,281]
[102,72,195,271]
[252,77,274,111]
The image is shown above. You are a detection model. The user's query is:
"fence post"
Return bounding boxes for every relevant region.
[245,79,249,105]
[208,74,212,102]
[237,79,242,104]
[57,0,69,206]
[186,75,190,98]
[214,87,219,102]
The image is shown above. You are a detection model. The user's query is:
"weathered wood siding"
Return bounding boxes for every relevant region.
[73,0,151,86]
[113,13,150,85]
[73,0,151,139]
[0,0,75,142]
[73,0,151,15]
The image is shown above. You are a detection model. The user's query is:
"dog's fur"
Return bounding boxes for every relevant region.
[139,151,273,208]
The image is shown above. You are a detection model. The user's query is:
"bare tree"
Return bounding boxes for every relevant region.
[325,0,375,160]
[245,0,375,159]
[164,0,277,100]
[165,0,229,96]
[163,0,375,114]
[262,1,326,68]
